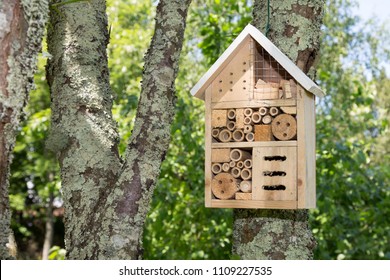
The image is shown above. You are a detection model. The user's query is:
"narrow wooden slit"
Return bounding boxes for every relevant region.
[263,155,286,161]
[263,171,286,177]
[262,185,286,191]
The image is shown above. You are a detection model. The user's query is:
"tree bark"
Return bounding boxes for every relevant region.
[232,0,324,260]
[0,0,48,260]
[46,0,191,259]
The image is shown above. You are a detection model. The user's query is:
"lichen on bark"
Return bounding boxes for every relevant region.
[46,0,192,259]
[0,0,48,259]
[232,0,324,260]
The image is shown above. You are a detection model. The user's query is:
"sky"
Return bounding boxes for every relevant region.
[355,0,390,21]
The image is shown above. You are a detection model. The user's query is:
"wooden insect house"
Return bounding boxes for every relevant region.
[191,24,325,209]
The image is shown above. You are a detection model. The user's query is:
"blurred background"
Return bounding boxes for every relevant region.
[9,0,389,259]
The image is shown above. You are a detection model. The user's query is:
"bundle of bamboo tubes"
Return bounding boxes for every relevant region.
[211,106,297,143]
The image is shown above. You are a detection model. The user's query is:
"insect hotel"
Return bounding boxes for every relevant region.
[191,24,325,209]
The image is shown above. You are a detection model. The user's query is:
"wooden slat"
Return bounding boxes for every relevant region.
[210,199,297,209]
[211,99,296,109]
[212,141,297,149]
[211,36,253,103]
[205,85,212,207]
[297,85,316,208]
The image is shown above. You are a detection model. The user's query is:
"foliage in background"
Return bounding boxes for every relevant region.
[313,0,390,259]
[8,0,389,259]
[143,0,252,259]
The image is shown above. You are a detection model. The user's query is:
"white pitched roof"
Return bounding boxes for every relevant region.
[191,24,325,99]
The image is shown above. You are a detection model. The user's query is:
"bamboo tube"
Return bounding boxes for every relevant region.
[227,109,236,120]
[222,162,230,172]
[239,180,252,193]
[245,132,254,142]
[231,167,241,178]
[241,168,252,180]
[211,173,238,199]
[262,115,272,124]
[251,112,262,123]
[211,163,222,174]
[244,159,252,169]
[243,125,253,134]
[232,129,245,142]
[271,114,297,140]
[280,106,297,114]
[236,161,244,169]
[229,161,235,168]
[212,128,220,138]
[230,149,251,161]
[259,107,268,116]
[218,129,232,142]
[227,121,236,131]
[269,107,279,116]
[243,116,253,125]
[244,108,253,117]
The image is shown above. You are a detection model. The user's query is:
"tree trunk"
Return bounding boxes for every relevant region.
[42,192,54,260]
[232,0,324,260]
[46,0,191,259]
[0,0,48,260]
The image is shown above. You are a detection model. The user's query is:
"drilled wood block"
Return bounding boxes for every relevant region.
[271,114,297,140]
[211,148,231,162]
[254,125,272,141]
[211,173,238,199]
[212,110,227,127]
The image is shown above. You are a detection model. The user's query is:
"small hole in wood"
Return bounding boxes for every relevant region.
[276,121,281,125]
[263,171,287,177]
[219,89,222,92]
[230,72,233,75]
[243,61,246,65]
[218,180,223,184]
[263,185,286,191]
[243,87,246,90]
[243,80,246,83]
[230,179,233,183]
[264,156,286,161]
[283,133,287,137]
[286,123,290,127]
[230,81,233,84]
[243,69,246,72]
